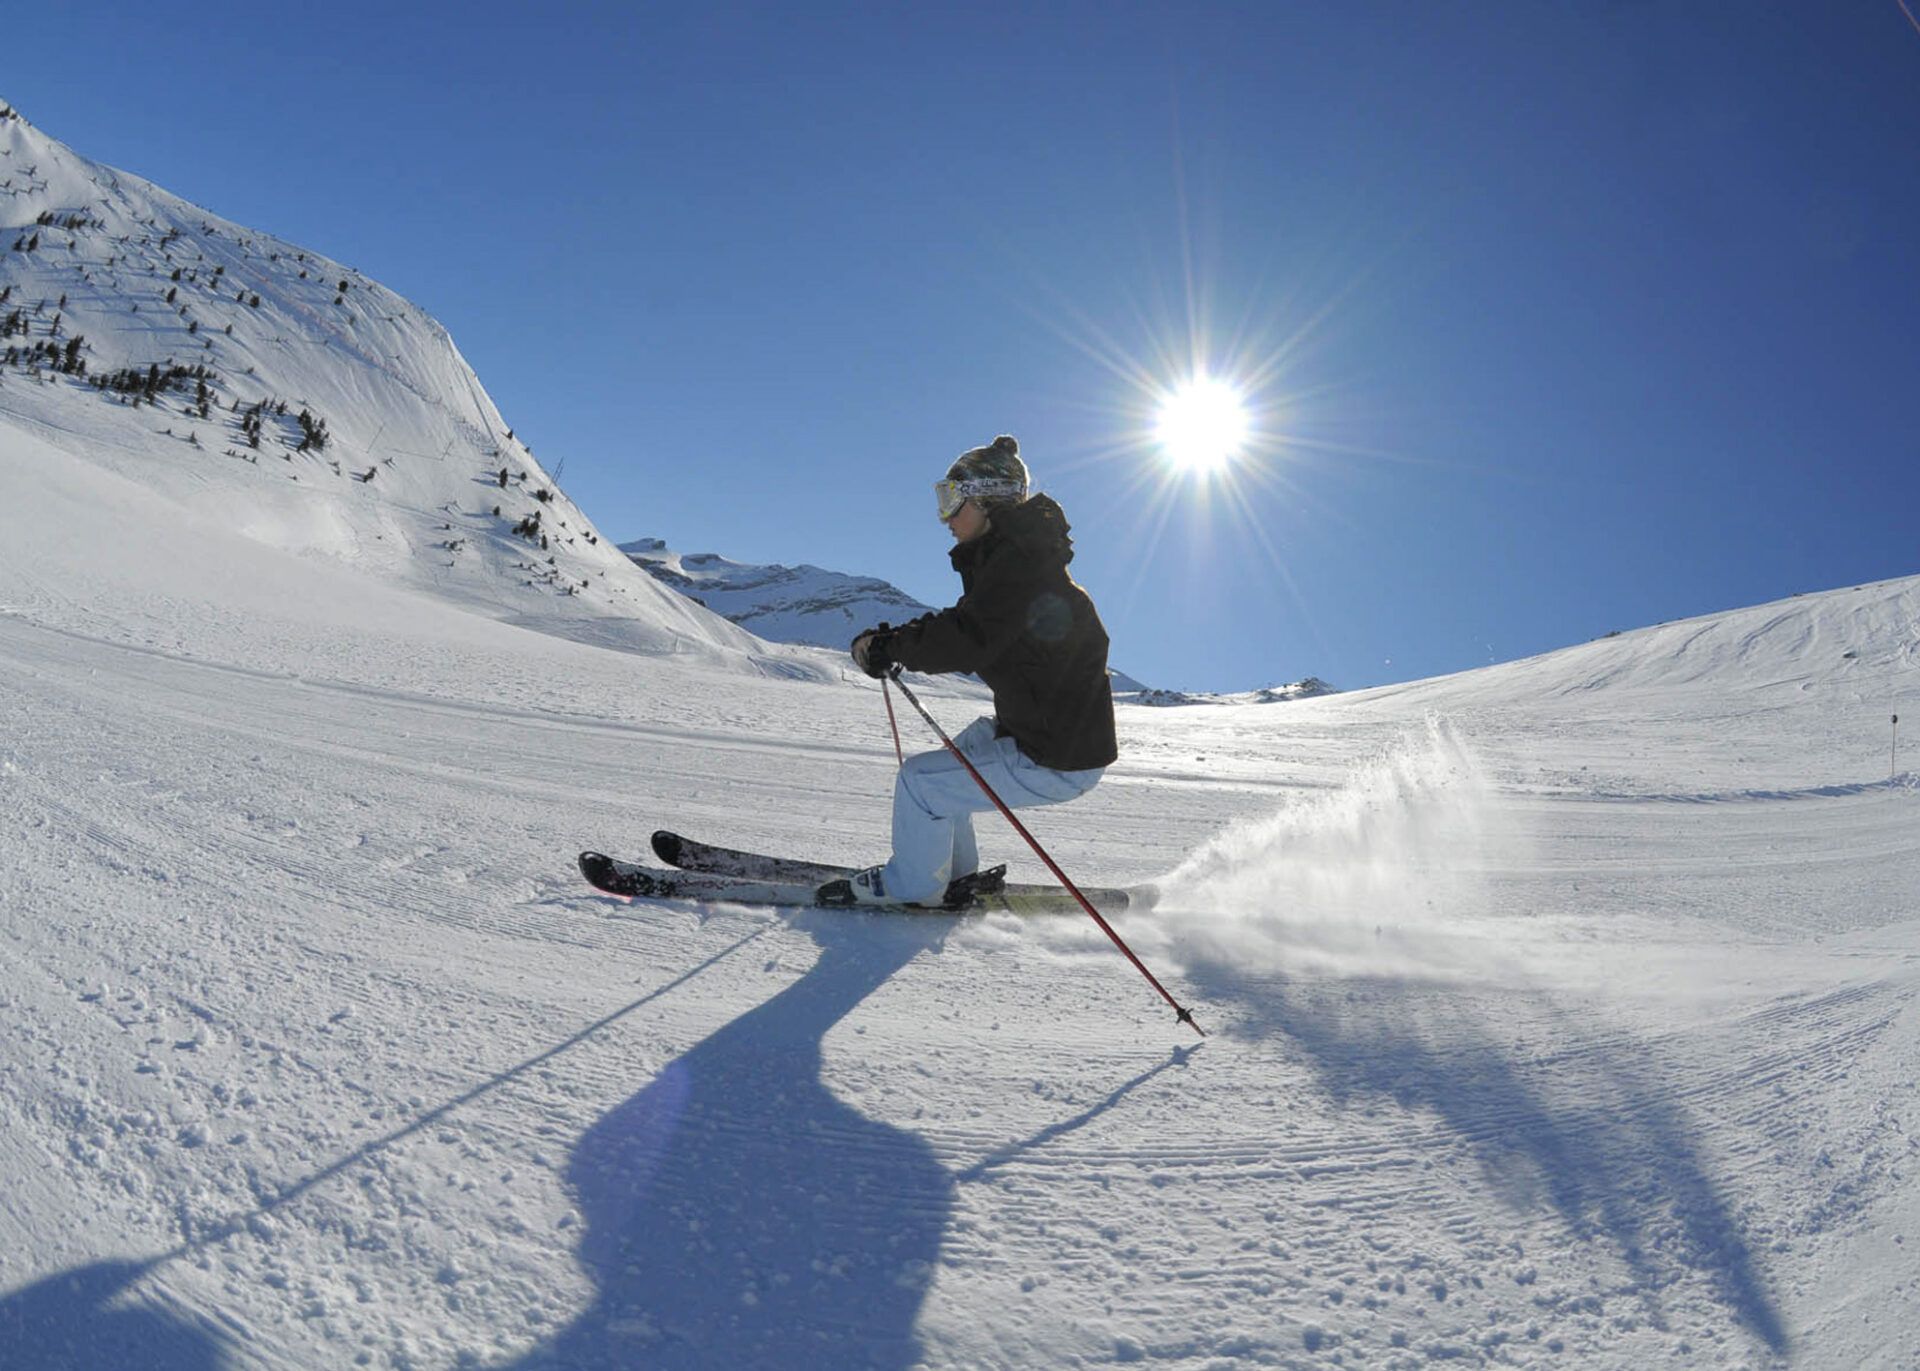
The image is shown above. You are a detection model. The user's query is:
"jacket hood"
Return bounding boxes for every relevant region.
[954,493,1074,571]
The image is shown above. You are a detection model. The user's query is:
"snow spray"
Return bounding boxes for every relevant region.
[1145,718,1508,983]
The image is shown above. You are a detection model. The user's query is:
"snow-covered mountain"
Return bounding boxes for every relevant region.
[0,97,790,672]
[621,537,933,650]
[1125,676,1337,707]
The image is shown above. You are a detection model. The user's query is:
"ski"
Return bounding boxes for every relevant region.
[578,851,1014,913]
[651,830,848,883]
[649,829,1148,911]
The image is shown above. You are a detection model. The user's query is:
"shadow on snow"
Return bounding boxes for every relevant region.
[1192,966,1788,1357]
[0,1258,231,1371]
[510,912,956,1371]
[0,911,1191,1371]
[0,925,786,1371]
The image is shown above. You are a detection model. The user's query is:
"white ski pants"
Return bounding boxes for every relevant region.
[881,715,1106,904]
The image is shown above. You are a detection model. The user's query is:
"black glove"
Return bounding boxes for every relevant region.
[851,622,896,679]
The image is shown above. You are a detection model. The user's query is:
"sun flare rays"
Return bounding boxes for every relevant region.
[1011,263,1379,686]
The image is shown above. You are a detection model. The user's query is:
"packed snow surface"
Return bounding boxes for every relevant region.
[3,96,1919,1371]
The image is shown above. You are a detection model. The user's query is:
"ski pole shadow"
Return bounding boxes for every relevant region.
[1189,964,1788,1357]
[0,925,773,1371]
[171,924,777,1254]
[0,1257,230,1371]
[510,912,957,1371]
[954,1044,1203,1185]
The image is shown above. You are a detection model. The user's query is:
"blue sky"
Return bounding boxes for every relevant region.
[10,2,1919,692]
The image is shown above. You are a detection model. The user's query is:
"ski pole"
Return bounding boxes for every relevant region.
[881,677,906,766]
[887,667,1204,1037]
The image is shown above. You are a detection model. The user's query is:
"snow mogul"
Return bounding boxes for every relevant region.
[822,435,1118,906]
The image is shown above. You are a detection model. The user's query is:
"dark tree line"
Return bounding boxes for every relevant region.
[3,335,87,376]
[91,361,218,405]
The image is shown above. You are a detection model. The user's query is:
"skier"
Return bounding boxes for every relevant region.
[820,435,1118,906]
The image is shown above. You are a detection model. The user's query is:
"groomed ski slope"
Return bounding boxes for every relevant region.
[2,417,1917,1371]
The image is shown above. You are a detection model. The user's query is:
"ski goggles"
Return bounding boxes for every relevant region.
[934,478,1024,522]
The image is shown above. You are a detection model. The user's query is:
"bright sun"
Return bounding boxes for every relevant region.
[1154,376,1250,474]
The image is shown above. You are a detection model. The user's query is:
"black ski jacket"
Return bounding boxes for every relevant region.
[888,495,1119,772]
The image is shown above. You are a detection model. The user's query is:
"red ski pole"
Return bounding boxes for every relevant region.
[881,676,906,766]
[887,668,1204,1037]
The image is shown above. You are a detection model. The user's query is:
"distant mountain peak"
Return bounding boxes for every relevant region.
[1125,677,1338,707]
[621,538,930,651]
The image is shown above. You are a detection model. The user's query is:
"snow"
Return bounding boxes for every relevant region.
[621,537,935,653]
[4,97,1920,1370]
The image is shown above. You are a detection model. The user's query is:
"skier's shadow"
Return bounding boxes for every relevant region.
[0,1257,230,1371]
[512,912,955,1371]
